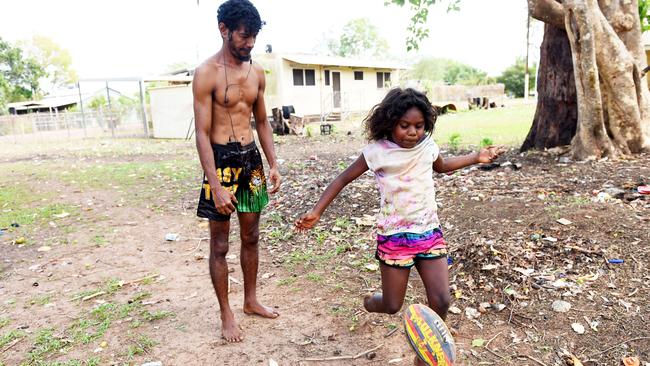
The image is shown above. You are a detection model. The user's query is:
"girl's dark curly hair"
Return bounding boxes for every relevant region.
[363,88,439,142]
[217,0,264,34]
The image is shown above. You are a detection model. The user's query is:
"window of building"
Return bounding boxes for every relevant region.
[376,72,392,88]
[354,71,364,80]
[293,68,316,86]
[324,70,330,86]
[305,69,316,85]
[293,69,304,86]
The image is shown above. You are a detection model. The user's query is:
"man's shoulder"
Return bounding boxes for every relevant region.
[195,57,219,77]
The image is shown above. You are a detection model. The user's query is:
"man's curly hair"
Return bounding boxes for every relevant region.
[217,0,264,34]
[363,88,439,142]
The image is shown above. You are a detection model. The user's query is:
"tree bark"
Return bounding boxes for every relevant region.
[521,24,577,151]
[524,0,650,159]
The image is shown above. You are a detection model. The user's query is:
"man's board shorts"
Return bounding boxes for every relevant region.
[197,142,269,221]
[375,227,447,268]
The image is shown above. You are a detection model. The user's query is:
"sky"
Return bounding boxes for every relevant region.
[0,0,543,83]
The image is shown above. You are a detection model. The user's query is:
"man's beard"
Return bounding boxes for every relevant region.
[229,40,252,62]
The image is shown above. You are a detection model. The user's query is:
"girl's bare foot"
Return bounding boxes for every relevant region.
[413,355,428,366]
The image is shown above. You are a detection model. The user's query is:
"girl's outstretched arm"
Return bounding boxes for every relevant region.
[433,145,506,174]
[295,154,369,230]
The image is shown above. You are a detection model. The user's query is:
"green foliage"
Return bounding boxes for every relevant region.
[407,57,492,88]
[443,62,493,85]
[0,329,24,348]
[640,0,650,33]
[328,18,389,57]
[386,0,461,51]
[20,35,78,90]
[479,137,494,147]
[0,37,44,109]
[87,95,107,110]
[448,132,461,152]
[496,58,537,98]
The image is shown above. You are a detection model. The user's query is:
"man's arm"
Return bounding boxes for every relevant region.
[193,64,236,214]
[252,63,281,193]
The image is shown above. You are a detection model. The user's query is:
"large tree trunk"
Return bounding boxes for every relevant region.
[524,0,650,159]
[520,24,577,151]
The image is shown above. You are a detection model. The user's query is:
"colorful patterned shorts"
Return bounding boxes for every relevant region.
[197,142,269,221]
[375,228,447,268]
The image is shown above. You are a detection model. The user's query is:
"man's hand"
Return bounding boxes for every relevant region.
[295,211,320,231]
[477,146,507,164]
[211,185,238,215]
[268,166,282,194]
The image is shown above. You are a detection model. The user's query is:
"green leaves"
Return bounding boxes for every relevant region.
[496,57,537,98]
[328,18,389,58]
[386,0,461,51]
[639,0,650,33]
[0,37,45,108]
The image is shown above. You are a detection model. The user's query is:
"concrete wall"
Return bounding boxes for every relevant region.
[149,85,193,139]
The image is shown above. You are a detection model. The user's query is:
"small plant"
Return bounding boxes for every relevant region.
[141,310,174,322]
[306,125,314,138]
[29,328,66,361]
[0,329,24,348]
[479,137,494,148]
[306,273,323,282]
[125,334,157,358]
[276,277,297,286]
[92,235,107,247]
[448,133,461,153]
[334,217,351,229]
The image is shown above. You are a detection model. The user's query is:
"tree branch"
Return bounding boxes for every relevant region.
[529,0,566,29]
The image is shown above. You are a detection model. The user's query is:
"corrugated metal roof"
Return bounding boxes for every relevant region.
[281,54,406,70]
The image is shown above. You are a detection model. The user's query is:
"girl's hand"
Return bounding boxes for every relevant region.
[295,211,321,231]
[477,145,506,164]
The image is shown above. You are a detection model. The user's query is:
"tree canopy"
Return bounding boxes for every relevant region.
[0,37,44,113]
[327,18,389,58]
[496,58,537,97]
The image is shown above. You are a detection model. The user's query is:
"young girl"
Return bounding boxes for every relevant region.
[295,88,504,365]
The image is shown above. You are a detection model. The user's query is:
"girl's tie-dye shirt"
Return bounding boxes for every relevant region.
[362,136,440,236]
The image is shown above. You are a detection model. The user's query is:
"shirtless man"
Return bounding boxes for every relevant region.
[193,0,281,343]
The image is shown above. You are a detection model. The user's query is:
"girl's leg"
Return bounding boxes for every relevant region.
[414,257,451,319]
[364,263,411,314]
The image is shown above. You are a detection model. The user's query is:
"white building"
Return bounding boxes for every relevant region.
[256,53,405,120]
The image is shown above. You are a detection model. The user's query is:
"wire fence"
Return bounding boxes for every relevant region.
[0,107,149,144]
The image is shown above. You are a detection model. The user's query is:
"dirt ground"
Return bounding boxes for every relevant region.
[0,126,649,366]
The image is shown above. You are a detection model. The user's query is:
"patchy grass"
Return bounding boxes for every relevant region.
[28,328,67,362]
[29,294,53,307]
[124,333,157,359]
[0,185,77,230]
[141,310,174,322]
[55,160,197,190]
[0,329,25,348]
[435,102,535,147]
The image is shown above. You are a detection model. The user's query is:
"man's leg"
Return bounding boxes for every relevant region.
[238,212,279,318]
[208,220,243,342]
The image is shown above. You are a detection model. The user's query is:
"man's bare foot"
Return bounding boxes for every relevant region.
[220,312,243,342]
[243,301,279,318]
